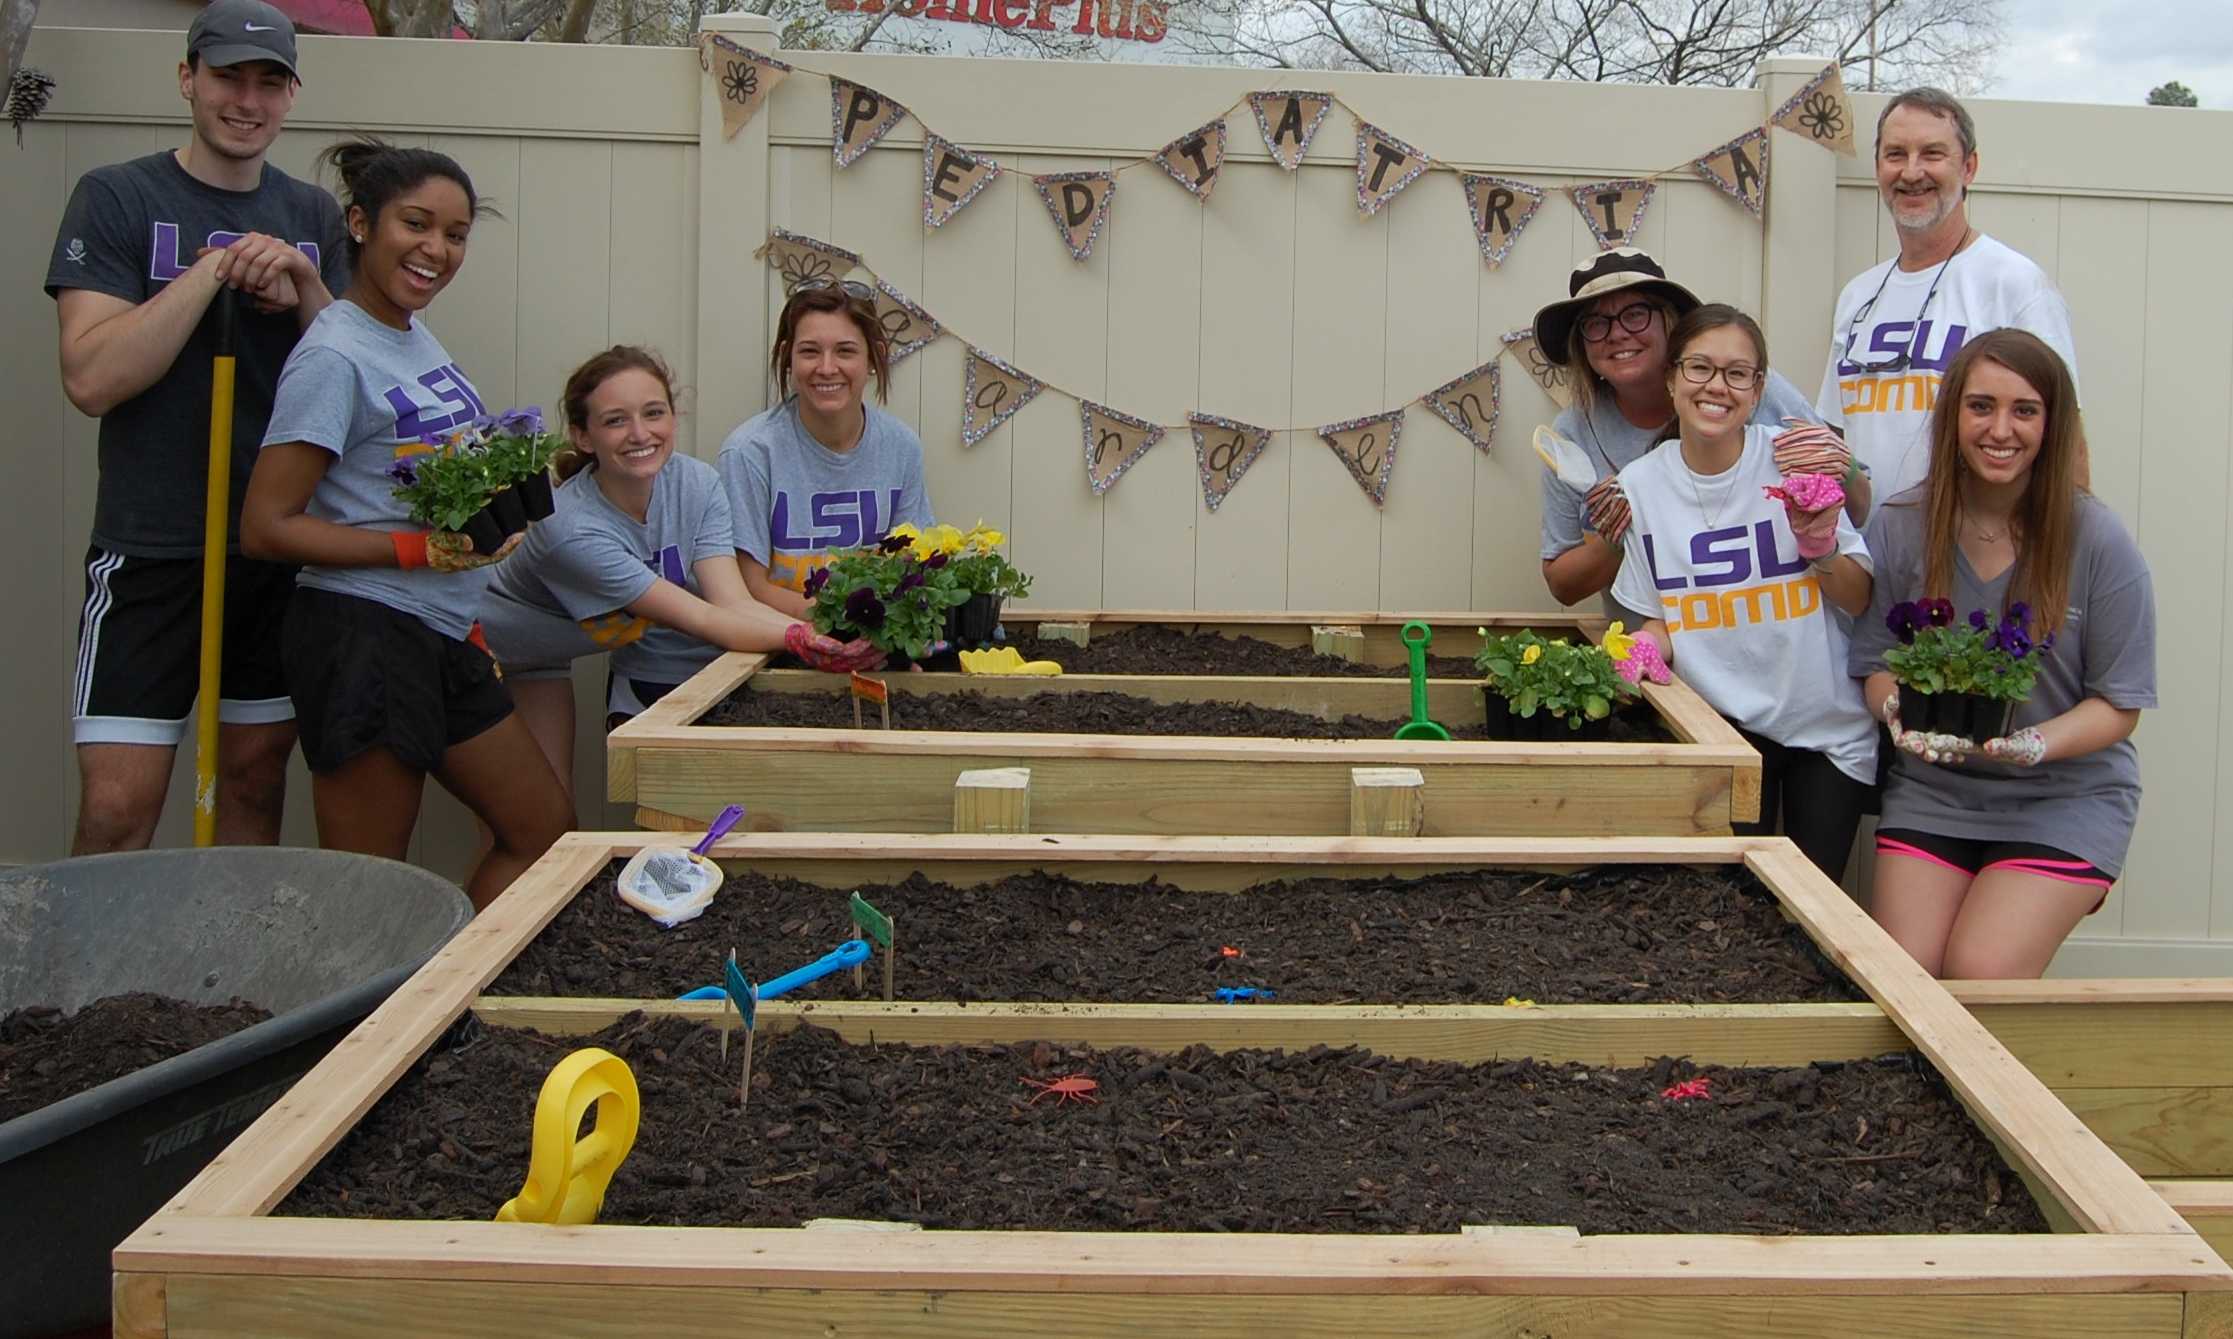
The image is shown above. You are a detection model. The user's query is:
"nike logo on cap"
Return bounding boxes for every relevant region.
[244,21,276,30]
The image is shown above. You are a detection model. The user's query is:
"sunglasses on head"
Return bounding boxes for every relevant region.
[790,276,876,303]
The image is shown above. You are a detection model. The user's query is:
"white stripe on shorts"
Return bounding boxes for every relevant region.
[74,548,128,718]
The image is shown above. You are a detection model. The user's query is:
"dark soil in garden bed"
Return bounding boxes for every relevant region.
[0,992,273,1123]
[488,864,1862,1006]
[773,624,1486,679]
[704,684,1669,743]
[279,1013,2047,1236]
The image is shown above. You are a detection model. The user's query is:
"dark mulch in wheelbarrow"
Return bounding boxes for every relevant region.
[279,1013,2047,1236]
[488,863,1862,1006]
[0,992,273,1123]
[704,683,1668,743]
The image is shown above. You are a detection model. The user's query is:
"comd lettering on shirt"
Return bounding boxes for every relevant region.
[381,363,486,443]
[769,488,906,553]
[149,222,322,282]
[1838,370,1940,419]
[580,610,652,649]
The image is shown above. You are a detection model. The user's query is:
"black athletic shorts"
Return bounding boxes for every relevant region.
[74,544,296,746]
[1875,827,2113,913]
[282,587,512,774]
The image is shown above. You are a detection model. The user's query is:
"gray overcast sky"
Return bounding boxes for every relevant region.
[1987,0,2233,107]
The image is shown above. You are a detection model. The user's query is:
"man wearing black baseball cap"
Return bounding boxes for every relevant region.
[43,0,348,853]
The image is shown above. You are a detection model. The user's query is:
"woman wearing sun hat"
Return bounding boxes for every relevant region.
[1533,248,1860,616]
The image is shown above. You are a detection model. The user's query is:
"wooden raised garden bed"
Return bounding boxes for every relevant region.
[608,611,1763,839]
[118,834,2231,1337]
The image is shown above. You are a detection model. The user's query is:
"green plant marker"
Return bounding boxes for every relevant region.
[850,892,898,1001]
[724,952,758,1110]
[1392,621,1452,741]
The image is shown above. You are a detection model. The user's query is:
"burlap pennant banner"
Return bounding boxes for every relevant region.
[754,227,861,295]
[1154,118,1226,201]
[1247,91,1332,170]
[1189,413,1272,513]
[1033,171,1117,262]
[1459,173,1544,269]
[1691,127,1771,218]
[1081,400,1165,495]
[872,279,941,365]
[1569,178,1657,250]
[1771,62,1858,157]
[924,135,1001,229]
[1420,360,1502,455]
[1354,122,1432,216]
[1501,327,1574,409]
[831,78,908,168]
[1319,409,1404,506]
[702,36,790,142]
[960,347,1041,446]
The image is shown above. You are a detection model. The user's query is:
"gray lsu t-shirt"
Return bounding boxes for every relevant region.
[1848,491,2157,876]
[45,151,349,557]
[481,454,736,686]
[718,398,933,597]
[262,300,492,640]
[1539,368,1819,621]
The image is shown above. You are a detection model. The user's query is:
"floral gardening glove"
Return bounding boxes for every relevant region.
[1771,418,1853,479]
[1582,475,1631,542]
[1881,687,1974,767]
[785,622,881,673]
[1602,622,1671,686]
[836,636,886,673]
[392,529,521,573]
[1981,727,2047,767]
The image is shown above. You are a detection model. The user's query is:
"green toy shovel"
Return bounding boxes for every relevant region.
[1392,621,1452,741]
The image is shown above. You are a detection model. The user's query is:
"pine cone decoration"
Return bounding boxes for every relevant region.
[8,68,58,146]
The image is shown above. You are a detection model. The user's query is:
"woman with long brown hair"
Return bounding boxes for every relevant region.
[1849,329,2155,978]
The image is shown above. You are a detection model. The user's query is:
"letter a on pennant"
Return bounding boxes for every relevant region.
[1690,127,1770,218]
[1354,122,1432,216]
[1501,328,1573,410]
[1770,62,1857,157]
[1247,91,1332,170]
[872,279,942,365]
[703,36,789,141]
[1318,410,1405,506]
[1189,413,1272,513]
[1459,173,1544,269]
[1081,400,1165,495]
[1421,360,1501,455]
[1032,171,1117,262]
[830,78,908,168]
[1567,179,1657,250]
[924,135,1002,229]
[1154,118,1226,201]
[960,348,1041,447]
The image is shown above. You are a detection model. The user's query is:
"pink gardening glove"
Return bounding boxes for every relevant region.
[1765,474,1845,562]
[785,622,883,673]
[1771,418,1852,478]
[1614,634,1671,686]
[1582,476,1631,542]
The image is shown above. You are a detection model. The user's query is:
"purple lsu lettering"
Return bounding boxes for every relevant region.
[1642,520,1822,633]
[149,221,322,282]
[381,363,487,442]
[770,488,906,553]
[1833,318,1970,420]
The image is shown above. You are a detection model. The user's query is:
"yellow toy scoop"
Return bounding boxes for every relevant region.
[959,647,1063,675]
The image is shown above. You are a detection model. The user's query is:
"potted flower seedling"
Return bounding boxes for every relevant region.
[481,407,563,521]
[1473,627,1635,740]
[1883,598,2051,742]
[387,440,509,554]
[805,539,969,666]
[885,521,1034,651]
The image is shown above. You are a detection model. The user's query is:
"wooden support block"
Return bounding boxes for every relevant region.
[1351,766,1426,837]
[953,767,1031,834]
[1311,624,1366,662]
[1036,621,1091,648]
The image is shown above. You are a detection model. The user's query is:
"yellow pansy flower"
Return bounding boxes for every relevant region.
[1521,644,1541,665]
[1602,621,1635,661]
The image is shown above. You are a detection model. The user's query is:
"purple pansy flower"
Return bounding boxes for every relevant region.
[877,531,913,554]
[385,457,419,487]
[1921,597,1955,628]
[922,551,949,569]
[844,587,886,629]
[1886,601,1923,645]
[1968,609,1990,631]
[803,567,831,597]
[896,569,926,594]
[496,406,545,437]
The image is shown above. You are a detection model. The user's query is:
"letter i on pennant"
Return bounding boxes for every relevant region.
[1153,118,1226,201]
[1567,179,1657,250]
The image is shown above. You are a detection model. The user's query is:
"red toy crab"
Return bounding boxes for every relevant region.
[1020,1074,1100,1106]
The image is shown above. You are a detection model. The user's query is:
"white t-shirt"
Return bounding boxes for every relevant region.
[1610,424,1879,783]
[1815,234,2078,502]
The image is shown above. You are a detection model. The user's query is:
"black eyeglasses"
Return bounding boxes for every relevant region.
[1579,301,1658,344]
[791,276,876,302]
[1675,357,1761,391]
[1840,249,1958,374]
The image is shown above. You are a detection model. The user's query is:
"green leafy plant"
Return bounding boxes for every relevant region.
[1474,628,1634,729]
[1883,598,2052,701]
[804,542,971,661]
[887,521,1034,601]
[387,407,565,531]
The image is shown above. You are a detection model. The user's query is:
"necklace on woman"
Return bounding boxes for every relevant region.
[1965,510,2007,543]
[1682,439,1741,530]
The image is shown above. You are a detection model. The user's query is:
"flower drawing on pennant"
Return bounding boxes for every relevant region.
[722,60,758,106]
[1524,344,1569,391]
[1799,91,1845,141]
[778,249,833,293]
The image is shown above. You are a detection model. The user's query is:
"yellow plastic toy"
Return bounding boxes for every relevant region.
[494,1047,641,1226]
[958,647,1063,676]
